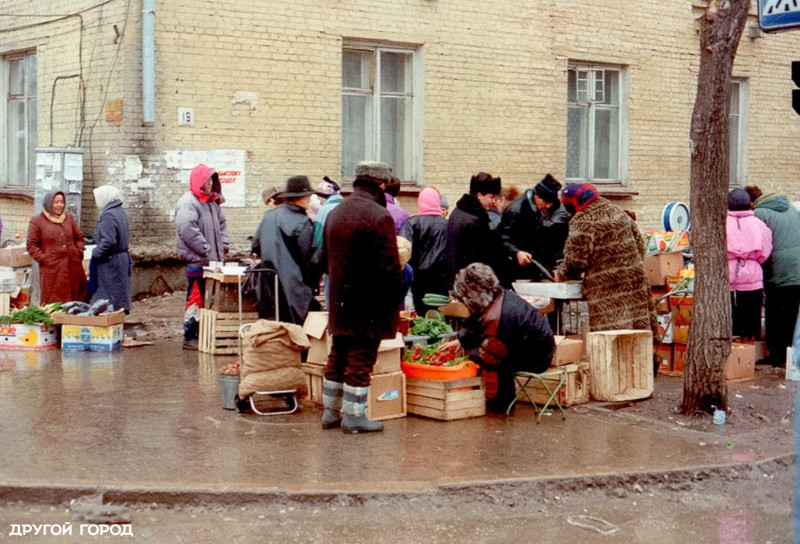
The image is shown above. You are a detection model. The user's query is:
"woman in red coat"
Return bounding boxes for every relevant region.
[26,190,88,304]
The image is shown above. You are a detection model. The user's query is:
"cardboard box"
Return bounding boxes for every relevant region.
[673,324,689,344]
[302,312,330,364]
[656,344,673,373]
[373,333,405,374]
[656,313,674,343]
[673,344,686,372]
[61,324,124,351]
[300,361,326,404]
[367,370,406,421]
[437,301,470,318]
[724,342,756,381]
[552,335,583,366]
[0,323,58,350]
[52,310,125,327]
[651,286,670,314]
[644,251,683,286]
[669,294,693,326]
[0,246,33,268]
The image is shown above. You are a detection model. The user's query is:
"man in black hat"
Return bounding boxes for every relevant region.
[321,161,404,434]
[251,175,322,325]
[500,173,570,282]
[444,172,507,287]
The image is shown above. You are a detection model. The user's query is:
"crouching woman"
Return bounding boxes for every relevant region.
[439,263,555,413]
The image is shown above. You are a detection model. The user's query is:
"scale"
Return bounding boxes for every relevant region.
[662,202,691,231]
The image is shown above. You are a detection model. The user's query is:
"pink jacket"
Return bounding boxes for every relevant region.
[727,210,772,292]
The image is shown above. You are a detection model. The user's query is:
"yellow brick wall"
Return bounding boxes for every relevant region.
[1,0,799,258]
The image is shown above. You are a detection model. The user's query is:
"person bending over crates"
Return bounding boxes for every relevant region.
[439,263,555,414]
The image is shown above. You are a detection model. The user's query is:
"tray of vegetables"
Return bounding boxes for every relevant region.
[401,341,478,380]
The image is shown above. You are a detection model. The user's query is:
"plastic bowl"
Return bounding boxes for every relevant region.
[401,359,479,380]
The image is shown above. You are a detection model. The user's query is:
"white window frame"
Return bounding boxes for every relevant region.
[729,78,749,187]
[341,43,423,184]
[566,63,629,185]
[2,50,37,188]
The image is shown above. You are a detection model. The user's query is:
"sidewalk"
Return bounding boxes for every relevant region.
[0,339,794,507]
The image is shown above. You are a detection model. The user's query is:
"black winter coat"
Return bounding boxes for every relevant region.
[324,184,403,340]
[91,200,132,312]
[500,190,570,280]
[445,194,508,286]
[399,214,449,301]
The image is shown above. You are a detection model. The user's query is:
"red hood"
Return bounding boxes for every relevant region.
[189,164,220,203]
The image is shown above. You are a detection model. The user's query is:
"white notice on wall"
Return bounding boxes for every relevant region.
[208,149,246,207]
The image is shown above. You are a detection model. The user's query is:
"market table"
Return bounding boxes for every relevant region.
[512,281,583,335]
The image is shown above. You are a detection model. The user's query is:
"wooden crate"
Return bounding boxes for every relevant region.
[514,363,591,407]
[0,293,9,316]
[587,329,653,402]
[406,376,486,420]
[203,275,257,313]
[301,361,326,405]
[198,309,259,355]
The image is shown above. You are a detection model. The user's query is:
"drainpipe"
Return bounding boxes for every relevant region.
[142,0,155,124]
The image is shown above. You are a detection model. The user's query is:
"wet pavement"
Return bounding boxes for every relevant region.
[0,340,794,507]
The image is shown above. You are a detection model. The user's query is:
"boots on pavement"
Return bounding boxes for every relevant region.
[342,384,383,434]
[322,379,344,429]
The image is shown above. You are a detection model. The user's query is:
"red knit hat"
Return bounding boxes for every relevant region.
[561,183,598,213]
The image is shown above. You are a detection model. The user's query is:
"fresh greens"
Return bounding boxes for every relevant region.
[410,316,453,339]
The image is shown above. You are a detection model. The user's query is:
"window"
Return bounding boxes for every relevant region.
[566,64,628,184]
[341,45,420,182]
[4,51,37,187]
[729,79,748,187]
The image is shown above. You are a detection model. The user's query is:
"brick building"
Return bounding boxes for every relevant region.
[0,1,799,294]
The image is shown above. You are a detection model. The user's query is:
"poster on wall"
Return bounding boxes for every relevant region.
[166,149,246,207]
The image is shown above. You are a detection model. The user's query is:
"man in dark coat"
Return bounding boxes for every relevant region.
[321,161,403,434]
[500,173,570,282]
[90,185,132,313]
[251,175,321,325]
[444,172,507,287]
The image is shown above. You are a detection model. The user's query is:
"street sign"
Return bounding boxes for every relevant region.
[759,0,800,32]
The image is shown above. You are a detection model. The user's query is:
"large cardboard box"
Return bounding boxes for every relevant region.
[644,251,683,286]
[366,370,406,421]
[52,310,126,327]
[0,246,33,268]
[552,335,583,366]
[300,361,326,404]
[61,324,124,351]
[373,333,405,374]
[0,323,58,350]
[724,343,756,381]
[302,312,330,364]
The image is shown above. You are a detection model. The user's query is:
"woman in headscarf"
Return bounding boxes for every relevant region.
[26,190,88,304]
[439,263,555,413]
[90,185,132,313]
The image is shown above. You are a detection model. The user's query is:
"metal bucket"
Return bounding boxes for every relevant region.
[218,373,240,410]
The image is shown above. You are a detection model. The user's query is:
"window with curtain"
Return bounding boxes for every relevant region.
[729,79,749,187]
[5,51,37,187]
[342,45,419,182]
[566,64,627,184]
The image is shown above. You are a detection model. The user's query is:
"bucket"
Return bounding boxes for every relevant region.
[218,373,240,410]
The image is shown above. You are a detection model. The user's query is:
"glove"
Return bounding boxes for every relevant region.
[478,336,509,367]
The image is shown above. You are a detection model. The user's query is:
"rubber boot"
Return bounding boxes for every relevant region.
[321,379,344,429]
[342,384,384,434]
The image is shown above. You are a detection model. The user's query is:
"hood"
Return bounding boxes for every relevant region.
[727,209,754,219]
[189,164,220,203]
[417,187,443,216]
[754,193,791,213]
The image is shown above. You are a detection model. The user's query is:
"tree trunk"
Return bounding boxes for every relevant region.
[681,0,749,416]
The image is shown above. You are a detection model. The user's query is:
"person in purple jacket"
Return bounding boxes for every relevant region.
[727,187,772,343]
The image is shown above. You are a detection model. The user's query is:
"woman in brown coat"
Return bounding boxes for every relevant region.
[26,190,88,304]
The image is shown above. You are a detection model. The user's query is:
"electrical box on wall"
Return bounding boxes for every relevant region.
[178,107,194,126]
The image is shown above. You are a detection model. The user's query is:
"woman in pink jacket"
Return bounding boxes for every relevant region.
[727,188,772,343]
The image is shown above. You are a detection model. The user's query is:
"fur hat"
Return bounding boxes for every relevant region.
[451,263,503,316]
[355,161,392,182]
[561,183,599,213]
[469,172,501,196]
[728,188,751,211]
[282,175,314,198]
[533,173,562,204]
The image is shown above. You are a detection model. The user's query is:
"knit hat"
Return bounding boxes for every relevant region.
[452,263,503,316]
[469,172,501,196]
[561,183,599,213]
[728,188,751,211]
[282,175,315,198]
[355,161,392,182]
[440,195,449,210]
[533,173,562,204]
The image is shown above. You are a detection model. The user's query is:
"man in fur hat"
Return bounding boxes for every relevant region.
[500,173,570,282]
[321,161,404,434]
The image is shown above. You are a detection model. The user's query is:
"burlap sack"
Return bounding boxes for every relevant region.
[238,320,309,398]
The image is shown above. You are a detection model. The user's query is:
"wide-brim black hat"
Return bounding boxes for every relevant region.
[282,175,315,198]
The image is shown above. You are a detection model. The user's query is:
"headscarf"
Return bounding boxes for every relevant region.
[42,190,67,224]
[189,164,220,203]
[417,187,443,216]
[451,263,503,316]
[561,183,599,214]
[94,185,121,211]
